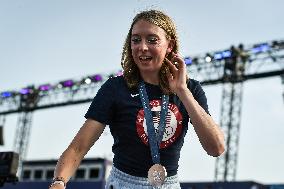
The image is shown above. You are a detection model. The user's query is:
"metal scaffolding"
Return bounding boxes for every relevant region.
[215,82,243,181]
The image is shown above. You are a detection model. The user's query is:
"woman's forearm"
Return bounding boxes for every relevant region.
[176,87,225,156]
[53,119,105,183]
[53,146,85,182]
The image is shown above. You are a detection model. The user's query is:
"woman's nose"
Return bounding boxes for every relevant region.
[139,40,148,51]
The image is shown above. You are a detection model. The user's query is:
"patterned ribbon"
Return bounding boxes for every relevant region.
[138,81,169,164]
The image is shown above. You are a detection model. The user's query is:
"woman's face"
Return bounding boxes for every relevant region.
[131,19,173,75]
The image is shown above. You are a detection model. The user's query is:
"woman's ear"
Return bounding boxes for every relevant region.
[166,39,175,54]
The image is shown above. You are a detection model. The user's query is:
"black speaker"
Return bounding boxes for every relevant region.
[0,152,19,177]
[0,126,4,145]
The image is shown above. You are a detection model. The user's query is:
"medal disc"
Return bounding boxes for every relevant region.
[147,164,167,187]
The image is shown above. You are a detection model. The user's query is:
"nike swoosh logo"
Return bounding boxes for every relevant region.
[130,93,139,97]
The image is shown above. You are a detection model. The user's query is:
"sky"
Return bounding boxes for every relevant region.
[0,0,284,184]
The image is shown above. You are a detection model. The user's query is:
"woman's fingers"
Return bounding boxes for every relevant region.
[171,52,185,70]
[165,57,178,77]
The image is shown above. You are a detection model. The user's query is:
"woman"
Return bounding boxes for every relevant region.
[49,10,225,189]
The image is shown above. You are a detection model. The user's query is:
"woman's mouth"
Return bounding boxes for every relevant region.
[139,56,152,63]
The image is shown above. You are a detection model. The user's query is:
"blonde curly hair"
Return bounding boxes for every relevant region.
[121,10,179,94]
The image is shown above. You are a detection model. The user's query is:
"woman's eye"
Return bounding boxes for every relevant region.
[147,37,158,43]
[131,37,141,43]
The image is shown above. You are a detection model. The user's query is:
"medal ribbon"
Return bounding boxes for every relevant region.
[139,81,169,164]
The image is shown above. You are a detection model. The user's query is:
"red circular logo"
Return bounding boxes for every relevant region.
[136,100,183,148]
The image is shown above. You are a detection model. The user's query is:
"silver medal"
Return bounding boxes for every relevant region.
[148,164,167,187]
